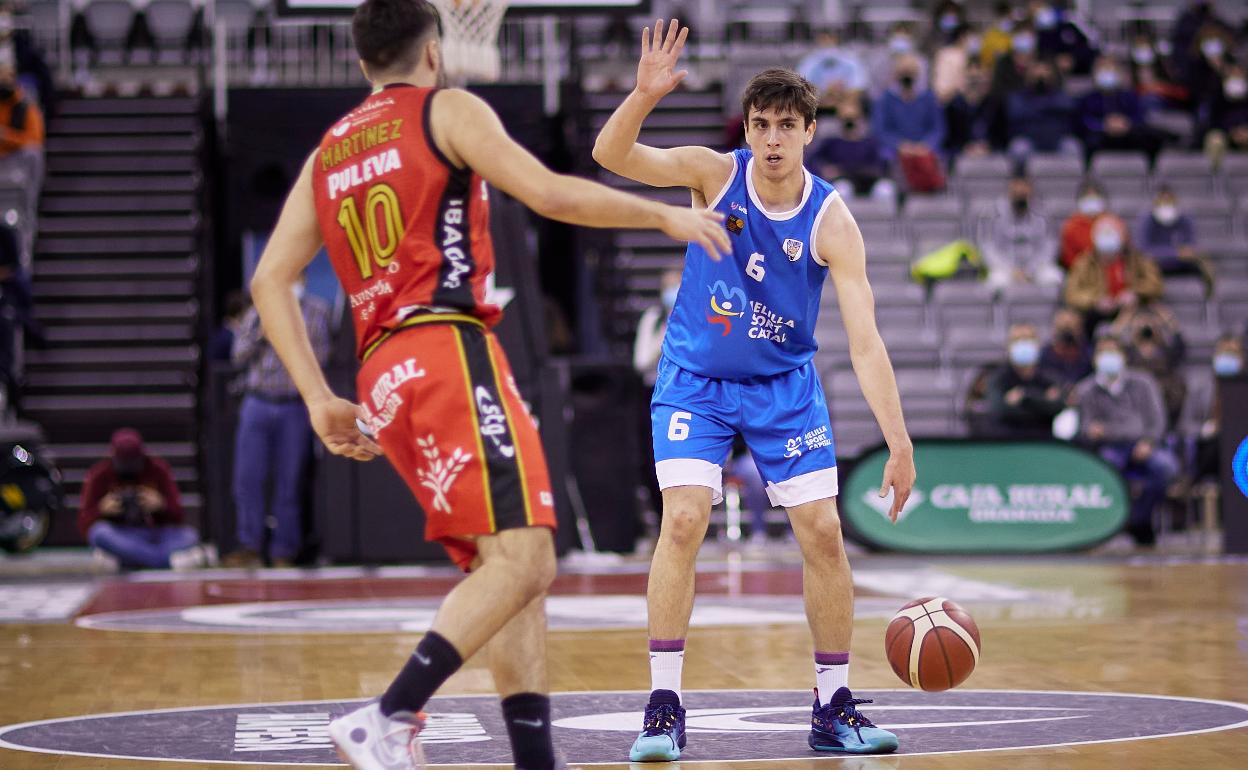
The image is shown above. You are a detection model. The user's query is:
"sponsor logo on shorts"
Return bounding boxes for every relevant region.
[783,238,804,262]
[783,437,803,459]
[440,198,470,290]
[539,491,554,507]
[3,690,1244,764]
[416,435,473,514]
[366,358,426,433]
[803,425,832,452]
[474,387,515,459]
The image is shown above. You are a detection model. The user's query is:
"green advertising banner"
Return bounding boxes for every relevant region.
[842,441,1129,553]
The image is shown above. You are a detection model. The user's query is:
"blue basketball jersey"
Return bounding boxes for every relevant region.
[662,149,839,380]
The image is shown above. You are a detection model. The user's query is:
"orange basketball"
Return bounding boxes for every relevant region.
[885,596,981,691]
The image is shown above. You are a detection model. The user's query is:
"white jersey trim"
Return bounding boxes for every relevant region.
[656,458,724,505]
[807,189,841,267]
[706,152,739,210]
[765,466,839,508]
[745,158,813,221]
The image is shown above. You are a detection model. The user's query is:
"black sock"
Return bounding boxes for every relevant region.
[379,631,463,717]
[501,692,555,770]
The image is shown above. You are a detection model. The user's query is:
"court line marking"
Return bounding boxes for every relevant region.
[0,688,1245,766]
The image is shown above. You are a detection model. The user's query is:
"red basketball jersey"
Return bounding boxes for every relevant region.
[311,85,501,359]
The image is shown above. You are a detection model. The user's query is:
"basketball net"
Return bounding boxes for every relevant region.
[429,0,508,86]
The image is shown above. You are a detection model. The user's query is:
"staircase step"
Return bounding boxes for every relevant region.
[49,116,199,136]
[37,300,198,324]
[44,323,195,346]
[57,98,199,117]
[48,155,197,175]
[25,392,197,414]
[59,464,200,487]
[37,235,196,255]
[38,215,198,236]
[583,90,721,112]
[27,369,194,393]
[41,194,196,215]
[45,135,200,155]
[32,279,194,299]
[42,175,198,195]
[65,492,202,515]
[48,441,196,466]
[25,346,199,370]
[35,256,198,279]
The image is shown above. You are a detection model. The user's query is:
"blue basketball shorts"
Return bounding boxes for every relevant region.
[650,356,839,507]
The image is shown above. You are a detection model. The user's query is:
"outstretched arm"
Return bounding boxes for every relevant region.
[590,18,733,196]
[820,196,915,521]
[433,87,730,258]
[249,155,382,462]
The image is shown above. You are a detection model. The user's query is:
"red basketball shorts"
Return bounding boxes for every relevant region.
[356,319,555,570]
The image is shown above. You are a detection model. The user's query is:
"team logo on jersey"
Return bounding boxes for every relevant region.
[726,215,745,235]
[330,119,352,138]
[706,280,747,336]
[783,239,804,262]
[416,435,473,514]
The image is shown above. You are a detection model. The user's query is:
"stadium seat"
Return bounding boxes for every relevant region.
[903,195,964,241]
[952,153,1012,201]
[1153,151,1216,197]
[1090,152,1150,199]
[944,326,1008,369]
[145,0,197,62]
[1221,153,1248,200]
[931,279,997,331]
[1028,154,1084,203]
[83,0,136,65]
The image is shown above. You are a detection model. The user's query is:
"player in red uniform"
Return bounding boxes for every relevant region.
[247,2,729,768]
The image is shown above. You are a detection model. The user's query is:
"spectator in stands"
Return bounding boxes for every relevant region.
[979,2,1016,68]
[1040,307,1094,389]
[796,27,868,108]
[1171,1,1233,86]
[1006,58,1081,159]
[1134,185,1212,283]
[985,323,1066,438]
[1203,63,1248,164]
[984,22,1038,148]
[1073,334,1179,547]
[944,55,993,157]
[78,428,213,570]
[926,0,968,53]
[0,61,43,190]
[1129,28,1187,111]
[810,99,893,200]
[227,276,331,568]
[1111,300,1187,426]
[1077,55,1163,161]
[1184,27,1235,120]
[932,24,972,106]
[1059,179,1109,271]
[208,290,251,363]
[1065,213,1164,332]
[866,22,926,97]
[980,171,1061,292]
[874,53,946,192]
[1033,0,1098,75]
[0,1,54,116]
[0,220,37,414]
[1180,332,1241,481]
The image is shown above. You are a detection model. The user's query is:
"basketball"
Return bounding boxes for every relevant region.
[885,597,981,692]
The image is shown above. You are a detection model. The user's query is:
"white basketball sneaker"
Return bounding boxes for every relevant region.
[328,701,426,770]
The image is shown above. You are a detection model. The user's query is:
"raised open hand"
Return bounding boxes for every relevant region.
[636,19,690,100]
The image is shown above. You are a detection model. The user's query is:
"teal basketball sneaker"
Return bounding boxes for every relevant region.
[628,689,686,762]
[809,687,899,754]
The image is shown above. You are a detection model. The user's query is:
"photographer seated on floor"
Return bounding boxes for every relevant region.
[78,428,215,570]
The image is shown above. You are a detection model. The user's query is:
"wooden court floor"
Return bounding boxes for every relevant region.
[0,552,1245,769]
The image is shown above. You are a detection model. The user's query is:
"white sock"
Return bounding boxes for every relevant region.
[649,640,685,702]
[815,652,850,706]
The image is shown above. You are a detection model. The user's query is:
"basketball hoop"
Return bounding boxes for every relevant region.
[429,0,508,86]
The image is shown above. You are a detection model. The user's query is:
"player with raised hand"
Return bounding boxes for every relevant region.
[248,2,730,769]
[593,19,915,760]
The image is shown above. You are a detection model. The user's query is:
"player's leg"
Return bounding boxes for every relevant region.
[741,362,896,754]
[631,361,734,762]
[484,590,555,770]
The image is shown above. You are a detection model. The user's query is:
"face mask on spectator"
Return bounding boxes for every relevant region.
[1094,69,1119,90]
[967,34,982,55]
[1095,351,1125,377]
[1011,195,1030,215]
[1078,195,1106,215]
[1034,7,1058,29]
[1094,229,1123,254]
[1226,77,1248,99]
[1153,203,1179,225]
[661,287,678,309]
[1013,33,1036,54]
[1202,38,1224,59]
[1132,46,1156,65]
[1214,353,1243,377]
[997,19,1013,33]
[889,35,913,54]
[1009,339,1040,367]
[939,13,959,32]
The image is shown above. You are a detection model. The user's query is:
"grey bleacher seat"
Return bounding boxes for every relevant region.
[145,0,196,58]
[1169,300,1209,331]
[1153,151,1216,197]
[945,326,1008,369]
[1028,154,1084,202]
[1090,151,1151,198]
[1221,154,1248,199]
[875,282,927,330]
[1164,276,1208,304]
[1184,326,1220,365]
[1000,282,1061,328]
[903,195,964,241]
[1219,301,1248,331]
[1181,195,1234,236]
[931,279,997,330]
[865,237,912,264]
[952,153,1012,200]
[879,327,941,367]
[907,414,956,438]
[844,196,897,220]
[1203,234,1246,277]
[83,0,135,62]
[214,0,258,33]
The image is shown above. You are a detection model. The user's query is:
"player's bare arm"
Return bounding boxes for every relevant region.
[430,88,730,258]
[591,18,733,198]
[820,196,915,521]
[249,155,382,463]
